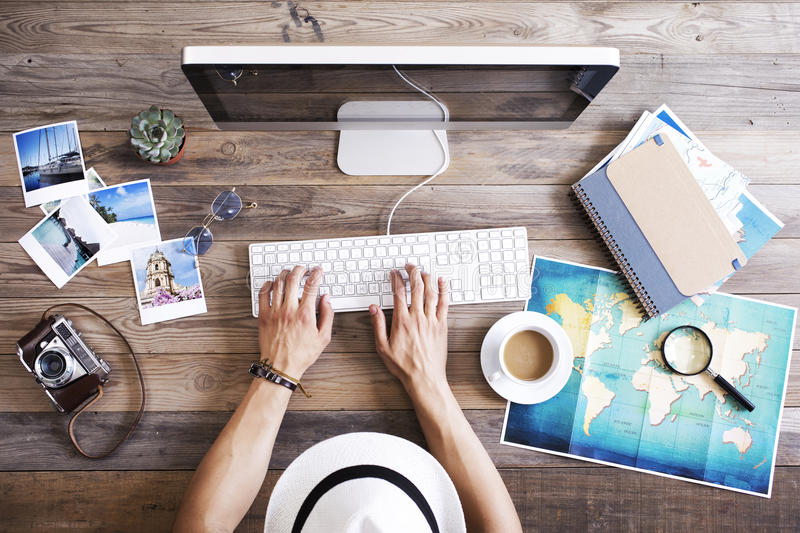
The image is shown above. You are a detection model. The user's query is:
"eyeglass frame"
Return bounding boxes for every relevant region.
[181,187,257,255]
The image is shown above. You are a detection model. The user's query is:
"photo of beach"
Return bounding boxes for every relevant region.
[19,196,117,288]
[14,121,89,207]
[130,238,207,325]
[89,179,162,265]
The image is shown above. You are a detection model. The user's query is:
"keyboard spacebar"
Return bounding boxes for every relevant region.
[329,295,381,312]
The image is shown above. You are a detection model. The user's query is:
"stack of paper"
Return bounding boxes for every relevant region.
[584,105,783,304]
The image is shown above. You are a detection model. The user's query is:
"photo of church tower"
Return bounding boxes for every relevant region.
[130,238,206,323]
[141,247,182,305]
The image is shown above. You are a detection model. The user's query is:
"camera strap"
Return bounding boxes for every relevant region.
[42,303,146,459]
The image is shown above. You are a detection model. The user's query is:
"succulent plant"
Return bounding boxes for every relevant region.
[128,105,185,163]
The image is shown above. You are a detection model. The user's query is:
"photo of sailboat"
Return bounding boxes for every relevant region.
[16,121,85,191]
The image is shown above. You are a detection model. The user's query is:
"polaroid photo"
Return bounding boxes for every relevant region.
[19,196,118,288]
[14,121,89,207]
[130,238,207,325]
[89,179,162,266]
[41,167,106,215]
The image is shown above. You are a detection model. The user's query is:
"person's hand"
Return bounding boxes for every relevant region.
[258,265,334,378]
[369,264,450,396]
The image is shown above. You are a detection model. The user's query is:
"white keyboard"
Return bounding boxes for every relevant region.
[249,226,531,316]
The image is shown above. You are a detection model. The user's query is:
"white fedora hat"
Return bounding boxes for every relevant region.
[265,432,466,533]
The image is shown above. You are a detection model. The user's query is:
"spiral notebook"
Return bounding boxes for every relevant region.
[572,134,746,317]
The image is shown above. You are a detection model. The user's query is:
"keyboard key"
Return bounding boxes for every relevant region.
[482,287,505,300]
[252,254,263,264]
[330,295,378,311]
[413,244,429,255]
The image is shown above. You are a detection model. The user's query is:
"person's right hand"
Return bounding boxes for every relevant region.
[369,264,450,395]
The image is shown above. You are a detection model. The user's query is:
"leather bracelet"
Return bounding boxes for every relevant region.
[249,363,297,392]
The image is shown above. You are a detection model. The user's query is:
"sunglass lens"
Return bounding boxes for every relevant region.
[184,226,214,255]
[212,190,243,220]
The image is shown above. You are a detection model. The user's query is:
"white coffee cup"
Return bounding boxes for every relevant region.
[488,323,560,386]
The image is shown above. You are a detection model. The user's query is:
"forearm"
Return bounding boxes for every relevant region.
[408,378,522,533]
[173,379,291,533]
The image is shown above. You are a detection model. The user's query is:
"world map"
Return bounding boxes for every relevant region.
[502,257,796,496]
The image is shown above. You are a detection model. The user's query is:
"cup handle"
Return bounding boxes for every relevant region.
[488,371,502,383]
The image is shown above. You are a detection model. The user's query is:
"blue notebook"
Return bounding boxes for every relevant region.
[572,135,745,317]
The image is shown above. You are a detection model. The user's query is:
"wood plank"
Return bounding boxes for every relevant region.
[2,466,800,532]
[0,184,797,243]
[2,53,800,132]
[1,130,799,186]
[0,409,798,471]
[0,238,618,299]
[1,3,799,56]
[1,240,798,307]
[0,291,798,361]
[2,343,799,412]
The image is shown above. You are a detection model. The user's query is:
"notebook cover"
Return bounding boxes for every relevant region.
[605,136,746,296]
[572,167,686,317]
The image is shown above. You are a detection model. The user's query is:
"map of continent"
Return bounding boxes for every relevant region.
[502,257,796,496]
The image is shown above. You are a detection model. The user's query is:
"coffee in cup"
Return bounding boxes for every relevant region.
[501,329,554,381]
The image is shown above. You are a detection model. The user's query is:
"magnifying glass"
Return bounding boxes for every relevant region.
[661,325,755,412]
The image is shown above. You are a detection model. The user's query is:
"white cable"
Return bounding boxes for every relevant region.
[386,66,450,236]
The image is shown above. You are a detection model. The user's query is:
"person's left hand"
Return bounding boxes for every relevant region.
[257,265,334,377]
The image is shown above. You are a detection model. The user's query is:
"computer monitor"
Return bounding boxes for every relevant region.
[182,46,619,175]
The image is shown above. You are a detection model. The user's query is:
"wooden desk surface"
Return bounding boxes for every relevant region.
[1,2,799,531]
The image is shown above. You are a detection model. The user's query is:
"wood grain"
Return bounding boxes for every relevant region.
[2,345,800,412]
[1,3,799,56]
[1,53,800,132]
[2,130,799,186]
[0,409,798,471]
[2,1,799,530]
[1,292,798,360]
[3,184,798,242]
[3,467,800,532]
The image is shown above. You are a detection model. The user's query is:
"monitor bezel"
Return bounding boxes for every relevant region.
[182,45,620,131]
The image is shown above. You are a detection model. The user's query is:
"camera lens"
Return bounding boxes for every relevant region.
[39,351,66,378]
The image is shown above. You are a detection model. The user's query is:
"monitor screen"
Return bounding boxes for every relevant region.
[182,47,618,130]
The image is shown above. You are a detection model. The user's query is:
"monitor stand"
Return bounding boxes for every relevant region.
[336,101,448,176]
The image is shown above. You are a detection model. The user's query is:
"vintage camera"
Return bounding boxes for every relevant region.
[16,314,111,413]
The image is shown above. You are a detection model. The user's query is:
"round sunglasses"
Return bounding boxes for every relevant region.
[182,188,257,256]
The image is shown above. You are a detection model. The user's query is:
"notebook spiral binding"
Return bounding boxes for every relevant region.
[570,184,659,318]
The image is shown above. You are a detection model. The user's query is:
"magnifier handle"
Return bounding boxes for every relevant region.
[713,375,755,412]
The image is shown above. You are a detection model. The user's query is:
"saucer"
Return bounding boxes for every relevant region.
[480,311,573,405]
